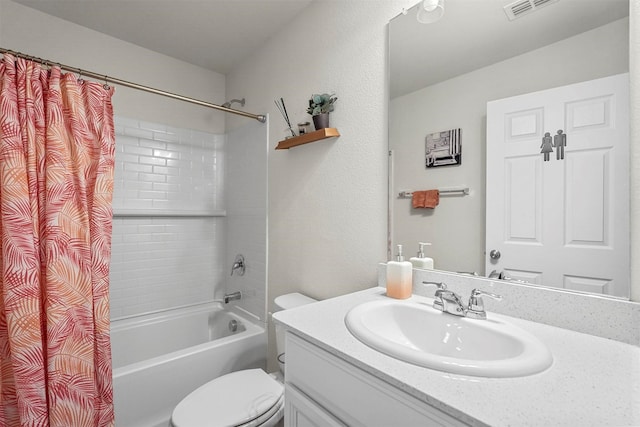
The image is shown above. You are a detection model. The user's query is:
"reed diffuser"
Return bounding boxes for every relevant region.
[274,98,296,138]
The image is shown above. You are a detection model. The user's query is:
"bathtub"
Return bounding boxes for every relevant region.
[111,303,266,427]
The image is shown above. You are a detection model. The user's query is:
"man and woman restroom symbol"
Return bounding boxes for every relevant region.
[540,130,566,161]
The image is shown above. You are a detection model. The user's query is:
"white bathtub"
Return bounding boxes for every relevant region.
[111,303,266,427]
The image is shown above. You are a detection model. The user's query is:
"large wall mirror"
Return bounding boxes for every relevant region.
[389,0,630,299]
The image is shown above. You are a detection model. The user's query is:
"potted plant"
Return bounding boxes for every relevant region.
[307,93,337,130]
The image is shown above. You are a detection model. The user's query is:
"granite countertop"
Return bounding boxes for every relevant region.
[273,287,640,427]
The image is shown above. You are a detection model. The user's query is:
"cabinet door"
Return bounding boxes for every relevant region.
[285,385,346,427]
[286,333,468,427]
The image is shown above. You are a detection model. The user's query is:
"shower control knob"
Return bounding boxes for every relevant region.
[489,250,501,260]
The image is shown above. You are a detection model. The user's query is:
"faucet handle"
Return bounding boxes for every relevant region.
[466,289,502,319]
[422,281,446,291]
[230,254,245,276]
[471,288,502,301]
[422,281,446,311]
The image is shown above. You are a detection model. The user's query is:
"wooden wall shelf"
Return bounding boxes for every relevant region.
[275,128,340,150]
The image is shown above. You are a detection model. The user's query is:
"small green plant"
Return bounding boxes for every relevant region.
[307,93,338,116]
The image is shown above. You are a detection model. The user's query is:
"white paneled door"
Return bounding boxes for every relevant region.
[486,74,629,297]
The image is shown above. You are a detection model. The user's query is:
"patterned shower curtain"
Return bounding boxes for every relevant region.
[0,54,115,426]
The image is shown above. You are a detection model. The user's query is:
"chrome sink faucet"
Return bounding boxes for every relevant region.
[435,288,467,316]
[423,281,502,319]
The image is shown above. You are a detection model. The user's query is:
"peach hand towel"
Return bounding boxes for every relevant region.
[412,190,440,209]
[412,191,425,208]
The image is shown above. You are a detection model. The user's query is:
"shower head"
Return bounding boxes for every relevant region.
[222,98,246,109]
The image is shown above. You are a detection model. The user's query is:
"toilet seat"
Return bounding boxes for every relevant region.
[237,394,283,427]
[171,369,284,427]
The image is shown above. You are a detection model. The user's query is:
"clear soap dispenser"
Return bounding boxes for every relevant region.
[410,242,434,270]
[386,244,413,299]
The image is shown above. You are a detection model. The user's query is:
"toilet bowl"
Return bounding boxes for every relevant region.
[170,292,316,427]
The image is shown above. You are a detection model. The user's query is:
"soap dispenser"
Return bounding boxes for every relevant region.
[410,242,434,270]
[386,244,413,299]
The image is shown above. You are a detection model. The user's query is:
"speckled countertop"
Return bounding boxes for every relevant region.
[273,287,640,427]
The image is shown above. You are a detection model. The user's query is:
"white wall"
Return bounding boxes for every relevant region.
[227,0,412,299]
[0,0,226,134]
[226,0,413,370]
[390,19,629,275]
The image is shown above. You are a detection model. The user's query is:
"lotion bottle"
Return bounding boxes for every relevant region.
[386,244,413,299]
[410,242,434,270]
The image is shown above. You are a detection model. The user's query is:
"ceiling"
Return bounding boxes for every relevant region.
[390,0,629,98]
[11,0,315,75]
[10,0,630,94]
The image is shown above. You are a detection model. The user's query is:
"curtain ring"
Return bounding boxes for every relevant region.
[77,69,84,84]
[103,75,110,90]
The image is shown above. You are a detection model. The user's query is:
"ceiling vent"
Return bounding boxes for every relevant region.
[503,0,560,21]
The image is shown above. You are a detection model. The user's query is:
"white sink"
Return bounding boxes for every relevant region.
[345,299,553,378]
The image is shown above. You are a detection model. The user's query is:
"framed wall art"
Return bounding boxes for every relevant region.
[425,128,462,168]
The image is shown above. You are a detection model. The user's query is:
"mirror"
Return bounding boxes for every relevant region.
[389,0,630,298]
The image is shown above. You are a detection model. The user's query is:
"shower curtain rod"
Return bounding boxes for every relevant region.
[0,48,267,123]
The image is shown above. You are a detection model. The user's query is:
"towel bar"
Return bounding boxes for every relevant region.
[398,187,469,198]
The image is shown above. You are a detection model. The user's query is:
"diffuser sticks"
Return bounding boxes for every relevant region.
[275,98,296,138]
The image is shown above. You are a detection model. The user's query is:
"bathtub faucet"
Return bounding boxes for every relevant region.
[223,291,242,304]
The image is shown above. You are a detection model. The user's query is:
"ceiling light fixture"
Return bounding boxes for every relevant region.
[417,0,444,24]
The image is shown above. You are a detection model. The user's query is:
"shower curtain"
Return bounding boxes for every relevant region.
[0,54,115,426]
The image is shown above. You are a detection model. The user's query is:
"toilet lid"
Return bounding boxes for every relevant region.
[171,369,284,427]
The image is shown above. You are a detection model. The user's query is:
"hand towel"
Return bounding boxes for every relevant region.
[412,191,426,209]
[412,190,440,209]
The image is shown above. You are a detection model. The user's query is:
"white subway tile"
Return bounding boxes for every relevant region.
[110,117,266,321]
[138,190,167,201]
[139,156,167,166]
[124,127,153,139]
[139,139,167,150]
[153,131,180,143]
[153,148,180,159]
[152,165,179,176]
[124,181,154,191]
[123,163,152,173]
[138,173,166,183]
[152,182,180,192]
[123,144,153,156]
[138,121,167,133]
[117,153,140,164]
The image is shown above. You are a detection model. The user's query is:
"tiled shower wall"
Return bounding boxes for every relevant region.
[109,117,227,320]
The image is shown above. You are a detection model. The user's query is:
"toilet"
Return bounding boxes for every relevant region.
[170,292,317,427]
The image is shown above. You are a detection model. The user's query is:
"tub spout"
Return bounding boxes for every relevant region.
[223,291,242,304]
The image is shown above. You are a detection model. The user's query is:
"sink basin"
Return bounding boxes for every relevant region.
[345,299,553,377]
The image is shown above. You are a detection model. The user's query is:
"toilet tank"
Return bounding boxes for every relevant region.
[273,292,316,372]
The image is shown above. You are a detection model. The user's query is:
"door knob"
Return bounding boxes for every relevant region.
[489,250,501,260]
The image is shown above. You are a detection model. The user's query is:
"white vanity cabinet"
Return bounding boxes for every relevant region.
[284,333,468,427]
